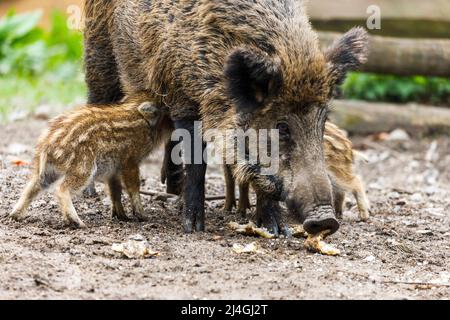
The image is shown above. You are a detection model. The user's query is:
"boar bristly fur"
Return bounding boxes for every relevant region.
[84,0,369,234]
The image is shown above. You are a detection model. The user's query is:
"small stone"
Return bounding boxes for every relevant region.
[364,255,376,262]
[410,193,423,203]
[388,191,400,199]
[34,104,52,120]
[133,261,142,267]
[396,199,407,206]
[5,143,29,155]
[424,185,439,195]
[416,229,433,236]
[8,109,29,122]
[425,207,444,217]
[387,129,410,141]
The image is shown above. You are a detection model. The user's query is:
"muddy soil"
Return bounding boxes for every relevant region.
[0,119,448,300]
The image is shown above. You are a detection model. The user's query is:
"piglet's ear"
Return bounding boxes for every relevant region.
[224,48,283,114]
[325,27,369,86]
[138,102,160,126]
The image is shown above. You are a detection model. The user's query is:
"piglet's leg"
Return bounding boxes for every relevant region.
[10,175,42,221]
[332,187,346,219]
[237,182,251,218]
[223,165,236,212]
[55,178,87,229]
[223,164,251,217]
[350,176,371,221]
[122,165,148,222]
[106,175,129,221]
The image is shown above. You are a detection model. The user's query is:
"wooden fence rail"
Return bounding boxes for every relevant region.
[319,32,450,77]
[330,100,450,135]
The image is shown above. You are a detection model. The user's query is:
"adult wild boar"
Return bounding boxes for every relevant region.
[83,0,368,235]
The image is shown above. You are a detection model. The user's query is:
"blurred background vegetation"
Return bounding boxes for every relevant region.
[0,10,85,122]
[0,9,449,122]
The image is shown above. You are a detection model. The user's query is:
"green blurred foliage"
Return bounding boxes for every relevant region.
[0,10,83,76]
[343,73,450,106]
[0,10,85,121]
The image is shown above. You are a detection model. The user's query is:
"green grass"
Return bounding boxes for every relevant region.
[343,73,450,106]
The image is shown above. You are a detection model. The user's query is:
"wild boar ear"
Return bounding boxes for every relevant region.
[138,102,160,126]
[325,27,369,86]
[224,48,283,113]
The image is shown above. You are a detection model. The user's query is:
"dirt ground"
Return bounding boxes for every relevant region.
[0,118,448,300]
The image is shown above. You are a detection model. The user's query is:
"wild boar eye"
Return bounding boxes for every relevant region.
[276,122,290,140]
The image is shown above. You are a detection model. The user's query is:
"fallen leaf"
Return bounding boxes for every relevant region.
[291,225,308,238]
[370,132,390,142]
[10,158,31,166]
[112,234,160,259]
[232,242,261,254]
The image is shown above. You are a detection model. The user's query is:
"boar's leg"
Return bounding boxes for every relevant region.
[255,192,291,237]
[234,163,290,236]
[84,3,123,105]
[174,119,207,233]
[223,165,236,212]
[161,140,185,195]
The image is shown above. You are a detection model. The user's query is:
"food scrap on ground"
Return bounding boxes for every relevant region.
[232,242,262,254]
[228,221,274,239]
[304,230,341,256]
[291,225,308,238]
[112,234,160,259]
[229,222,340,256]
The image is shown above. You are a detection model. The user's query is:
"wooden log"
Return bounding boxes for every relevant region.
[309,0,450,38]
[308,0,450,21]
[329,100,450,135]
[319,32,450,77]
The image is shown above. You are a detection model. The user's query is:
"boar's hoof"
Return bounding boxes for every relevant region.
[196,220,205,232]
[303,206,339,235]
[184,218,194,233]
[183,214,205,233]
[256,213,278,237]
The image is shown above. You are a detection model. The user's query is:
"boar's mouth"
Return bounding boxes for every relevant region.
[302,205,339,235]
